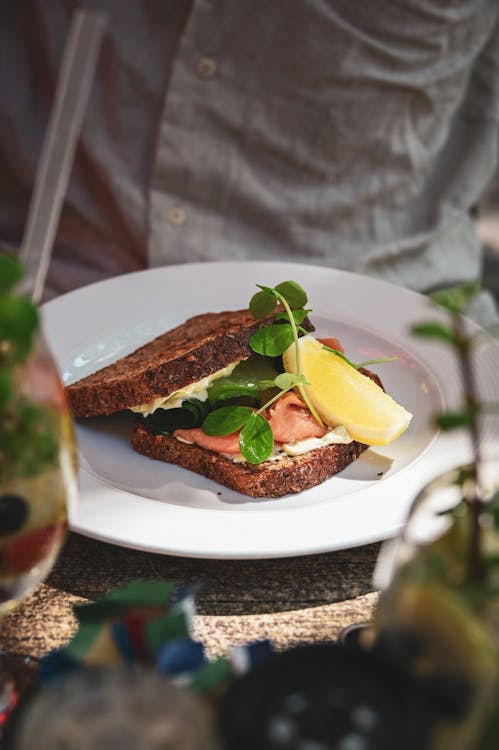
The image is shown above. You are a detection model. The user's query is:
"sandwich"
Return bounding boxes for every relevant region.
[66,281,412,497]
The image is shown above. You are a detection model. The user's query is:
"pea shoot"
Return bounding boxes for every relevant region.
[249,281,324,425]
[321,344,398,370]
[202,281,319,463]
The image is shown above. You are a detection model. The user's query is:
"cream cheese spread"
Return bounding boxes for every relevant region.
[130,363,239,417]
[177,424,353,463]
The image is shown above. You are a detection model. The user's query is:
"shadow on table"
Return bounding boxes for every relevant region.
[46,533,380,616]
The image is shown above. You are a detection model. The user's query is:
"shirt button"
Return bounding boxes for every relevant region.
[196,57,217,79]
[167,207,186,226]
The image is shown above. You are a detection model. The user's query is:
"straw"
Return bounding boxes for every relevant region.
[20,10,107,304]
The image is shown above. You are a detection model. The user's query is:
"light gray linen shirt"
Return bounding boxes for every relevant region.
[1,0,498,300]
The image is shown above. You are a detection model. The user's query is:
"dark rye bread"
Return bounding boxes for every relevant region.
[131,420,369,498]
[67,308,307,418]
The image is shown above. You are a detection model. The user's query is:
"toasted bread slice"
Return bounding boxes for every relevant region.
[67,308,304,419]
[131,420,368,498]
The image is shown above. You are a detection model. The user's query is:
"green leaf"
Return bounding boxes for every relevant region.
[274,281,308,309]
[250,290,277,319]
[490,489,499,532]
[65,621,102,661]
[189,657,233,695]
[0,367,12,406]
[249,324,294,357]
[105,579,174,607]
[255,284,275,295]
[75,580,174,623]
[275,308,310,325]
[36,432,58,462]
[19,401,39,428]
[410,321,456,345]
[256,379,280,391]
[322,344,356,368]
[356,356,398,368]
[207,356,280,407]
[0,253,24,292]
[435,411,474,430]
[239,412,274,464]
[202,405,252,436]
[146,610,190,652]
[430,281,480,314]
[0,296,39,363]
[207,386,260,408]
[323,344,398,372]
[274,372,308,390]
[184,398,210,423]
[146,399,208,434]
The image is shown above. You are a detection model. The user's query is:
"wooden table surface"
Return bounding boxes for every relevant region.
[1,533,380,688]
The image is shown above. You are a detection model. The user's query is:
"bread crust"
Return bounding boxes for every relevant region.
[67,308,304,418]
[131,420,368,498]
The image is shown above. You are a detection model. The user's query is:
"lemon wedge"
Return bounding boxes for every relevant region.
[282,335,412,445]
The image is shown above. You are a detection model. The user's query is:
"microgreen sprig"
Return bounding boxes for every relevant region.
[321,344,397,370]
[201,280,320,464]
[249,281,323,426]
[202,371,309,464]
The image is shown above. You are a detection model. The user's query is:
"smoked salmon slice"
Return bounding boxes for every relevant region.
[174,392,326,455]
[266,392,327,442]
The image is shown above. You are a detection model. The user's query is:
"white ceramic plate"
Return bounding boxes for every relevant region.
[42,261,499,559]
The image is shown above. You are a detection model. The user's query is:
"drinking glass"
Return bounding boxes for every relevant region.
[373,455,499,750]
[0,331,77,714]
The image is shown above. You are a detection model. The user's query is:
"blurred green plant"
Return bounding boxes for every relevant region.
[0,253,57,483]
[411,281,498,580]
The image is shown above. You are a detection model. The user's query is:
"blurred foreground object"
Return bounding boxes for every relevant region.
[373,283,499,749]
[375,458,499,749]
[12,667,219,750]
[0,253,77,734]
